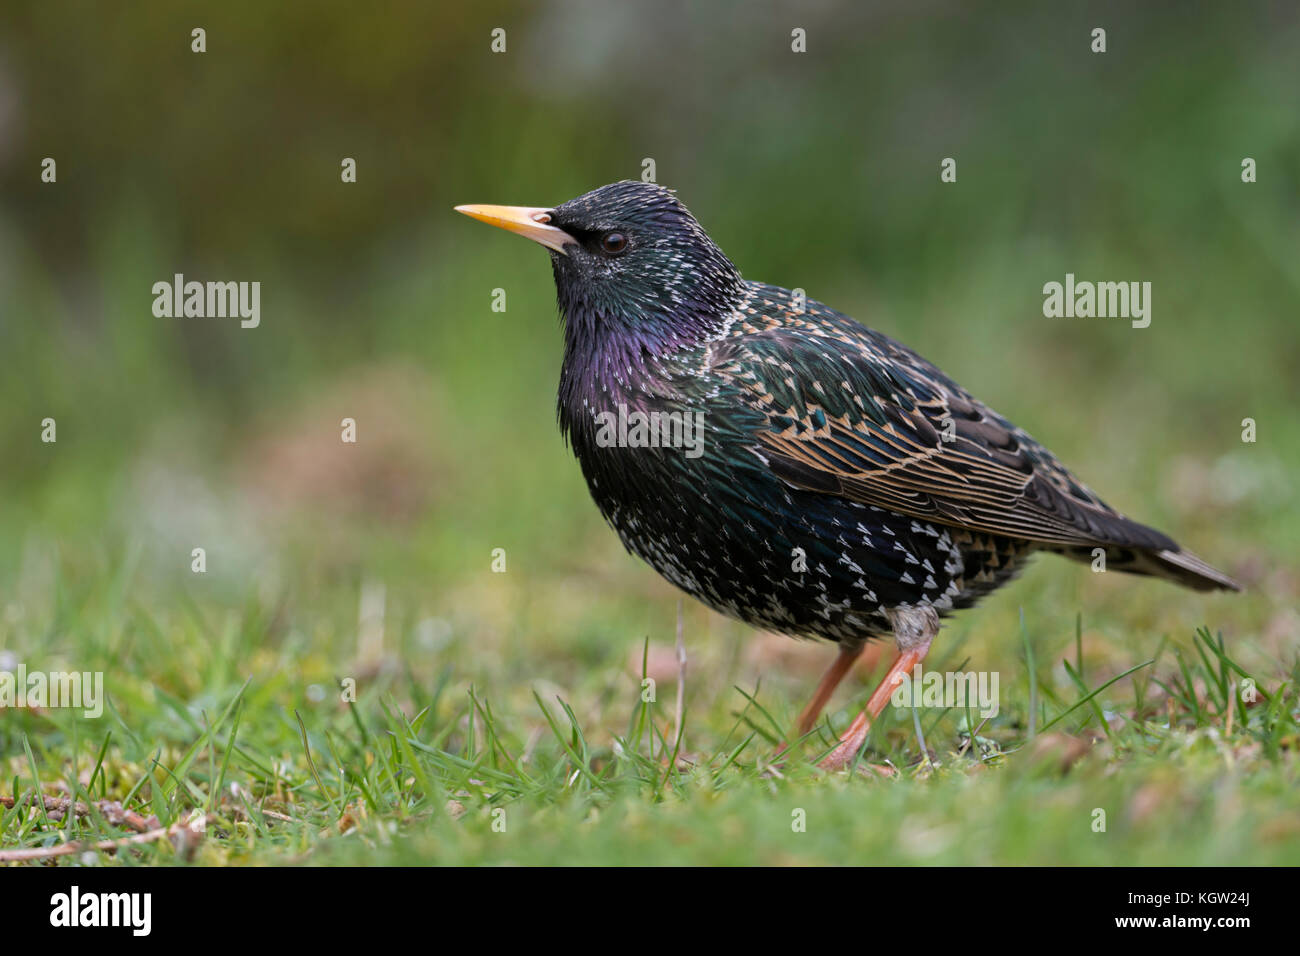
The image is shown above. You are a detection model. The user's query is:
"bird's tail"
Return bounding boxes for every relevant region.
[1139,547,1241,592]
[1051,543,1240,592]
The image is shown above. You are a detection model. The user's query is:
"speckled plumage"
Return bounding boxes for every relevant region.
[482,181,1238,648]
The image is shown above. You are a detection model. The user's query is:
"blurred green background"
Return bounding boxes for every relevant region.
[0,1,1296,864]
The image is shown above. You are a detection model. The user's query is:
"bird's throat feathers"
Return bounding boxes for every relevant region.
[554,257,744,446]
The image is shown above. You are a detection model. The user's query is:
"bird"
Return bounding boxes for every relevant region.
[455,181,1239,769]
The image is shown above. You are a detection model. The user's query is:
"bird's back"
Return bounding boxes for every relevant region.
[711,282,1238,590]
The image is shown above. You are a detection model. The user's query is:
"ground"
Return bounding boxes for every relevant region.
[2,459,1296,863]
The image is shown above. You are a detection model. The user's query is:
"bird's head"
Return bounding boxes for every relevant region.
[456,181,745,358]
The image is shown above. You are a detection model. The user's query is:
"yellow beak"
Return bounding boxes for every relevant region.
[454,204,576,255]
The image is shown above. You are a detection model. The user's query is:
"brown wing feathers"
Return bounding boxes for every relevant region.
[730,327,1238,591]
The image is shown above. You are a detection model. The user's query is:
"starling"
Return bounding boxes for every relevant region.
[456,181,1239,768]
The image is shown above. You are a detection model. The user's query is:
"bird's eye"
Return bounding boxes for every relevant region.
[600,232,628,255]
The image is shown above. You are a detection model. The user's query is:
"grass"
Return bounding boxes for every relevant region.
[2,536,1297,865]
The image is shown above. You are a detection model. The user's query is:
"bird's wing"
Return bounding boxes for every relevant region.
[708,310,1176,551]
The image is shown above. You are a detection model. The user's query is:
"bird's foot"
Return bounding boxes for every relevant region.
[817,639,932,772]
[818,711,872,771]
